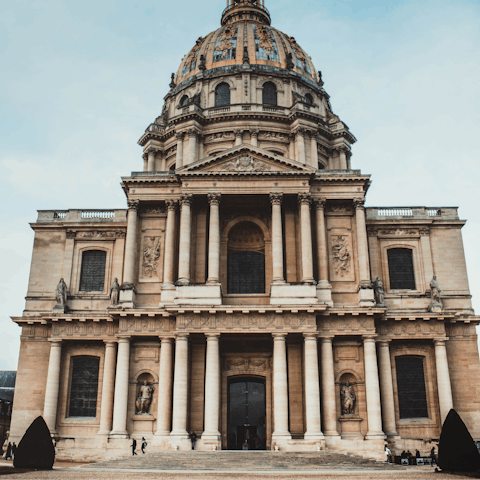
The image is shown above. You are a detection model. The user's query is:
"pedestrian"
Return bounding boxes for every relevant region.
[415,449,421,458]
[131,438,137,456]
[5,443,12,460]
[430,446,437,466]
[385,445,392,463]
[11,443,16,459]
[141,437,147,454]
[189,431,197,450]
[242,439,249,450]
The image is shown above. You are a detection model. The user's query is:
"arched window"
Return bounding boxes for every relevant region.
[395,356,428,418]
[305,93,313,105]
[262,82,277,106]
[169,163,176,171]
[215,83,231,107]
[387,248,415,290]
[79,250,107,292]
[227,222,265,294]
[180,95,189,107]
[68,356,100,417]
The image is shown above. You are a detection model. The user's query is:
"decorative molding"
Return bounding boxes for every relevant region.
[119,317,175,335]
[260,131,287,141]
[326,204,353,215]
[51,321,118,338]
[207,193,221,206]
[141,206,165,215]
[318,316,375,335]
[223,156,271,172]
[377,319,446,339]
[165,200,178,211]
[221,211,270,231]
[206,132,234,141]
[224,354,270,372]
[67,230,125,239]
[127,199,140,211]
[378,228,419,236]
[298,193,312,206]
[269,192,283,206]
[352,198,365,209]
[420,228,430,236]
[179,194,193,207]
[314,198,327,209]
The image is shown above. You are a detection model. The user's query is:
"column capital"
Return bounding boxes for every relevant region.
[127,199,140,211]
[48,338,63,345]
[353,197,365,209]
[319,335,335,342]
[205,333,221,340]
[165,199,178,211]
[250,129,259,138]
[434,337,449,346]
[314,198,327,210]
[362,334,377,342]
[303,332,318,340]
[207,193,221,206]
[142,153,148,162]
[159,336,175,344]
[175,131,185,140]
[116,336,131,343]
[269,192,283,206]
[272,332,287,340]
[234,129,244,138]
[187,129,198,138]
[294,127,307,137]
[179,194,193,207]
[175,332,190,340]
[104,340,118,345]
[145,145,159,154]
[377,339,391,346]
[298,193,312,206]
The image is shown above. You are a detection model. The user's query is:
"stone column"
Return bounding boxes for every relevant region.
[288,134,295,160]
[175,132,184,169]
[142,153,148,172]
[198,135,204,160]
[320,336,339,437]
[43,339,63,435]
[250,130,259,147]
[303,333,324,440]
[295,129,306,164]
[97,341,117,435]
[337,146,348,170]
[110,337,131,436]
[147,147,156,172]
[162,200,177,288]
[363,336,384,439]
[310,132,319,169]
[171,334,190,437]
[123,200,139,288]
[155,337,174,436]
[270,193,285,284]
[203,334,221,440]
[434,338,453,424]
[299,194,315,284]
[377,341,398,437]
[177,194,193,286]
[159,152,166,172]
[187,130,198,165]
[315,198,333,305]
[234,129,243,146]
[206,193,221,284]
[272,333,291,440]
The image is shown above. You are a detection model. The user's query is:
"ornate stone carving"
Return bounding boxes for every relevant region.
[142,206,164,215]
[223,156,271,172]
[118,317,175,335]
[109,278,120,307]
[332,235,350,277]
[340,381,356,415]
[54,278,68,312]
[367,229,378,237]
[250,129,259,138]
[378,228,419,236]
[127,199,140,211]
[51,321,118,338]
[165,199,178,211]
[298,193,311,206]
[352,198,365,209]
[428,276,443,313]
[135,380,154,415]
[286,36,307,68]
[207,193,221,206]
[175,131,185,140]
[179,194,193,207]
[269,192,283,206]
[377,318,446,338]
[226,356,268,372]
[143,237,161,278]
[185,36,205,69]
[326,204,353,215]
[261,131,287,140]
[206,132,234,141]
[256,25,274,57]
[216,25,237,56]
[373,277,386,306]
[66,230,76,239]
[314,198,326,209]
[420,228,430,236]
[234,129,244,138]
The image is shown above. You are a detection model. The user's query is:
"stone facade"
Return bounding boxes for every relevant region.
[9,0,480,462]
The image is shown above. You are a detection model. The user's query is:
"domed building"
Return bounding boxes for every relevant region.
[8,0,480,462]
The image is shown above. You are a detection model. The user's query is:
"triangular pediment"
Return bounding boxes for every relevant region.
[178,145,315,175]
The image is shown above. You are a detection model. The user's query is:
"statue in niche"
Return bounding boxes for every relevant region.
[340,381,356,415]
[143,237,161,278]
[109,278,120,306]
[332,236,350,277]
[428,275,443,313]
[135,380,154,415]
[53,278,68,312]
[373,277,385,306]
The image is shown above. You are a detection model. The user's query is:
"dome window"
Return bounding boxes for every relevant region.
[180,95,189,107]
[305,93,313,105]
[262,82,277,106]
[215,83,231,107]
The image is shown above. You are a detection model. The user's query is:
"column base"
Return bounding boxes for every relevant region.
[96,430,111,436]
[201,433,221,450]
[364,432,386,440]
[176,278,190,286]
[109,432,129,438]
[270,283,318,305]
[174,284,222,305]
[119,289,136,309]
[169,432,191,451]
[160,284,176,304]
[316,281,333,307]
[358,286,375,307]
[304,432,325,441]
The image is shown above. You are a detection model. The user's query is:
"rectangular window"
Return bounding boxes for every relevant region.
[79,250,107,292]
[68,357,100,417]
[387,248,416,290]
[395,356,428,419]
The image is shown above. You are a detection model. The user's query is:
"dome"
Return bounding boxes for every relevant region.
[174,0,319,86]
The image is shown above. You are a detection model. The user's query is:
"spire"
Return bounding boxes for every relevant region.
[221,0,271,26]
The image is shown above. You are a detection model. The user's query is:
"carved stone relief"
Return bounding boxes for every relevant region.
[318,316,375,335]
[118,317,175,335]
[224,355,270,372]
[206,132,234,142]
[256,25,274,57]
[51,321,118,338]
[67,230,125,239]
[326,205,353,215]
[376,319,446,339]
[141,206,165,216]
[142,236,162,278]
[260,132,287,141]
[221,156,271,172]
[332,235,351,277]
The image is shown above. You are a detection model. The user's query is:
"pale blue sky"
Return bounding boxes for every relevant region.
[1,0,480,369]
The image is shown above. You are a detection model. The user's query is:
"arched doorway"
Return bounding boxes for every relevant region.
[227,377,266,450]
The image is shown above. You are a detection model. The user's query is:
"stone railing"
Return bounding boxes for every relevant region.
[366,207,459,220]
[130,171,176,177]
[37,209,127,223]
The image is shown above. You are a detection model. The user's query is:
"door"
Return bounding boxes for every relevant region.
[227,377,266,450]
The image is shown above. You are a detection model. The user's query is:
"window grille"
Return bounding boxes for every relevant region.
[68,357,99,417]
[215,83,231,107]
[387,248,415,290]
[79,250,107,292]
[262,82,277,106]
[395,356,428,419]
[228,251,265,294]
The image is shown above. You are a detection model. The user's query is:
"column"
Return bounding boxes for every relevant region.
[187,130,198,165]
[234,129,243,146]
[320,336,339,436]
[299,194,315,284]
[110,337,131,436]
[434,338,453,424]
[288,135,295,160]
[315,198,332,289]
[337,146,348,170]
[143,153,148,172]
[147,147,156,172]
[377,341,398,437]
[203,334,221,439]
[163,200,177,287]
[303,334,324,439]
[155,337,174,435]
[250,130,259,147]
[175,132,184,168]
[171,334,190,437]
[310,132,319,169]
[270,193,285,284]
[354,198,371,286]
[272,333,291,439]
[207,193,221,284]
[198,135,204,160]
[123,200,139,287]
[295,129,306,164]
[363,336,384,438]
[177,194,193,286]
[43,339,63,434]
[97,341,117,435]
[159,152,166,172]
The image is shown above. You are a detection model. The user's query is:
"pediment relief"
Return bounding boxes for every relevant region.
[207,155,274,173]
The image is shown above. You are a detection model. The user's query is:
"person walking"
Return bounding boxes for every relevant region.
[141,437,147,454]
[430,446,437,466]
[385,445,392,463]
[5,443,12,460]
[131,438,138,456]
[189,431,197,450]
[11,443,16,460]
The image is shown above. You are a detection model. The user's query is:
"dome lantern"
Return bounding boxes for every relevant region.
[221,0,271,26]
